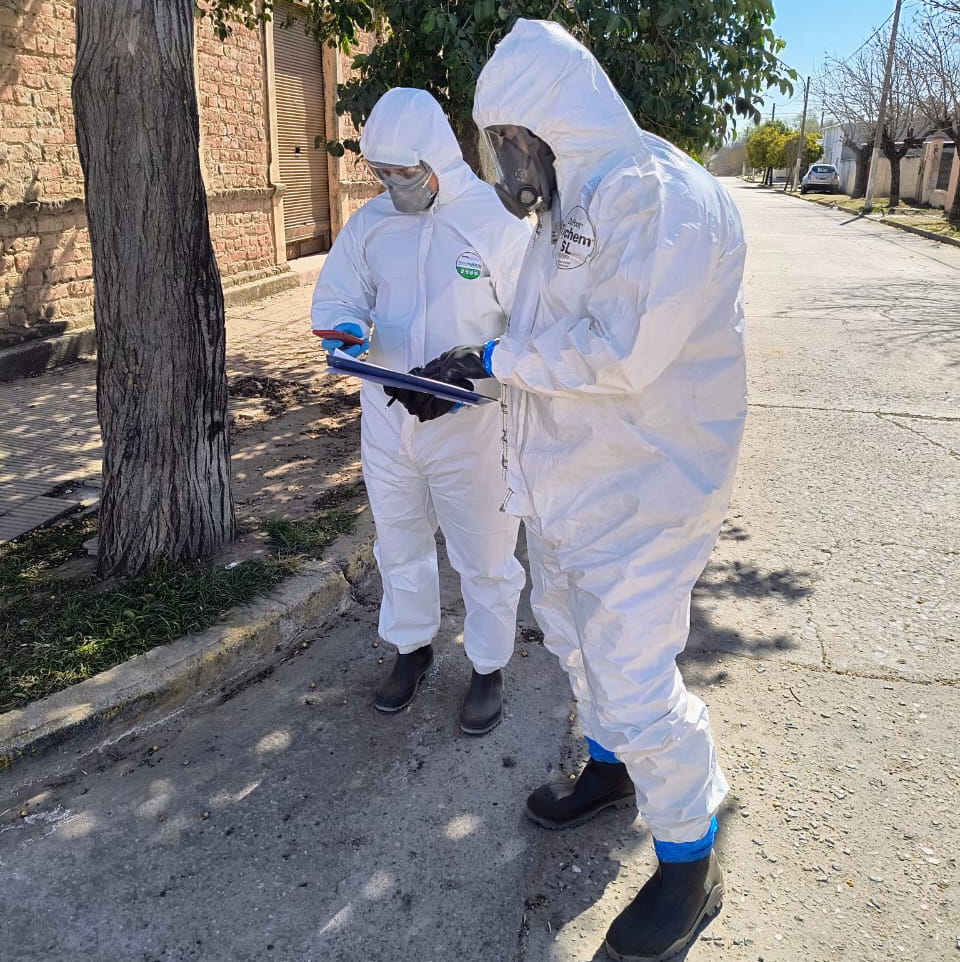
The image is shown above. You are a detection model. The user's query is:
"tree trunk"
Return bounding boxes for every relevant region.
[888,153,902,208]
[881,132,910,209]
[949,127,960,225]
[453,120,496,183]
[73,0,234,579]
[852,147,871,199]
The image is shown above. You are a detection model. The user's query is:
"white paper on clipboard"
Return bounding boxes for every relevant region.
[327,350,496,406]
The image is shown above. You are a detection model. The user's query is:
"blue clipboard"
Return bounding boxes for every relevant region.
[326,350,496,406]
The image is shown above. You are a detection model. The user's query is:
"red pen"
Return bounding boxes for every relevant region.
[313,328,366,347]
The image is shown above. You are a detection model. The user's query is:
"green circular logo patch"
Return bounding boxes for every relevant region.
[456,251,482,279]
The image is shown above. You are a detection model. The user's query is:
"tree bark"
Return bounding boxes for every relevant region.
[948,127,960,225]
[851,145,872,199]
[73,0,234,579]
[452,120,497,183]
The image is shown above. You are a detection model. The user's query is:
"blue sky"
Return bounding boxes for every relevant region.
[764,0,919,123]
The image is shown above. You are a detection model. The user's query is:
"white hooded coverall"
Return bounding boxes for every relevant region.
[311,88,529,674]
[474,21,747,843]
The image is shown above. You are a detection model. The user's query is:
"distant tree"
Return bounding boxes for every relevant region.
[818,23,931,206]
[782,130,823,185]
[708,139,748,176]
[906,6,960,221]
[746,121,788,184]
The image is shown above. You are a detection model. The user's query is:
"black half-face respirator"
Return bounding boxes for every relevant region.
[483,124,557,219]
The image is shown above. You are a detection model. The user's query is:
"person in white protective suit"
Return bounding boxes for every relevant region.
[395,20,747,962]
[310,88,529,734]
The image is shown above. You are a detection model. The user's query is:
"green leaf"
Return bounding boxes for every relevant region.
[474,0,496,23]
[657,7,676,27]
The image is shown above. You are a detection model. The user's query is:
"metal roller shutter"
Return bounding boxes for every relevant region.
[273,1,331,257]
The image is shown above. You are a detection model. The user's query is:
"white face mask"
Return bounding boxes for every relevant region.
[367,160,438,213]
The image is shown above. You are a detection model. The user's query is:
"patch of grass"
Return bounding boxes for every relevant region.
[796,191,960,240]
[265,483,363,557]
[312,481,364,512]
[0,481,367,712]
[0,517,295,712]
[885,212,960,242]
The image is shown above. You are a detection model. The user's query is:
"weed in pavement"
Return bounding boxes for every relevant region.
[264,483,364,556]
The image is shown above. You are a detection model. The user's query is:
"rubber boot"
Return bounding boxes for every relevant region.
[525,757,636,829]
[374,644,434,712]
[604,852,724,961]
[459,669,503,735]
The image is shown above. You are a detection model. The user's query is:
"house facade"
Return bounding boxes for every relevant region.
[0,0,378,352]
[821,123,959,206]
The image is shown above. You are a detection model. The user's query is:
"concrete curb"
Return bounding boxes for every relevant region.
[0,326,97,383]
[778,188,960,248]
[876,216,960,248]
[222,267,300,308]
[0,513,376,774]
[0,270,300,383]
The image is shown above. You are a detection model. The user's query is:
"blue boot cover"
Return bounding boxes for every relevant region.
[653,816,718,863]
[585,737,619,764]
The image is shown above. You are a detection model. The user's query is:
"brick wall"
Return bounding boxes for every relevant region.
[332,46,381,224]
[0,2,281,346]
[0,0,89,345]
[196,16,278,280]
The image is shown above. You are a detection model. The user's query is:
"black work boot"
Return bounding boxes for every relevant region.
[459,669,503,735]
[374,645,434,712]
[604,852,724,961]
[525,757,636,829]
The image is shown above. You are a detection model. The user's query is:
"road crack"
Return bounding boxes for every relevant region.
[876,412,960,460]
[749,401,960,422]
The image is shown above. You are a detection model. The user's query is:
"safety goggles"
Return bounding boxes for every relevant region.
[367,160,433,190]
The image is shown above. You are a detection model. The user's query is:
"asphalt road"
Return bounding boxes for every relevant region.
[1,180,958,962]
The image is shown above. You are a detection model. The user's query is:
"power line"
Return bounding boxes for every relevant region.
[839,10,895,65]
[836,0,921,66]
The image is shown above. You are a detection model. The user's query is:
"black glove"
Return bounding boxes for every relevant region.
[421,344,490,384]
[384,367,472,423]
[382,383,419,409]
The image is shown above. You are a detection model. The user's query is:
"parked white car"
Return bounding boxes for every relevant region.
[801,164,840,194]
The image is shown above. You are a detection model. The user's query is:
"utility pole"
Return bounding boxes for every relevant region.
[864,0,904,212]
[771,103,776,122]
[785,76,811,192]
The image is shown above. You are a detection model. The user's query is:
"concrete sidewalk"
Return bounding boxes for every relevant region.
[0,262,325,543]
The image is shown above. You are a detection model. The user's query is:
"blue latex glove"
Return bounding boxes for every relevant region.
[321,321,368,358]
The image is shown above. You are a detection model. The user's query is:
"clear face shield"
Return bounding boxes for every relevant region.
[367,159,438,214]
[483,125,557,219]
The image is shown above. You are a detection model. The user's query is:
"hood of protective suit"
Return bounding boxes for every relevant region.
[473,20,644,195]
[360,88,475,206]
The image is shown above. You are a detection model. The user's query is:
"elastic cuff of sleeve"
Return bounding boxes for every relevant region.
[653,816,718,864]
[481,339,498,378]
[585,737,618,764]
